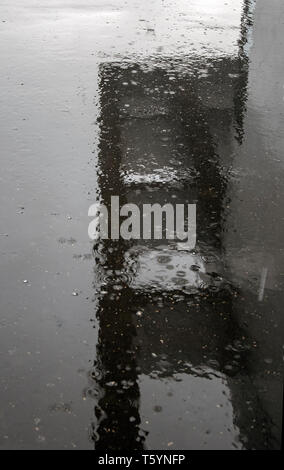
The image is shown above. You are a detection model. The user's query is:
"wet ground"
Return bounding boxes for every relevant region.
[0,0,283,450]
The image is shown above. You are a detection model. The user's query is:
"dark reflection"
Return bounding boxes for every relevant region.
[87,2,277,450]
[234,0,256,143]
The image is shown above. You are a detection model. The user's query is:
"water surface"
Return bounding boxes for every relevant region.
[0,0,283,450]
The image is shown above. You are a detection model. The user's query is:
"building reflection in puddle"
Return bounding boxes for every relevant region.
[86,2,275,450]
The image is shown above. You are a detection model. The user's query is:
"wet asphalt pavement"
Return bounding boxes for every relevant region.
[0,0,283,450]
